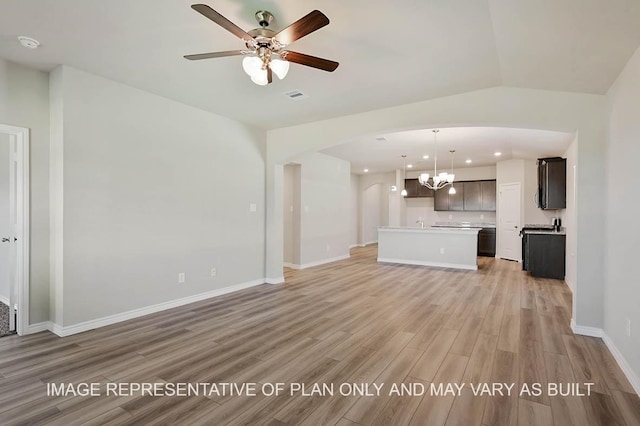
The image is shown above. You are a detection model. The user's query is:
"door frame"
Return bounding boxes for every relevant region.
[0,124,29,336]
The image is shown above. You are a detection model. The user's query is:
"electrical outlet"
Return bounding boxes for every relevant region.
[249,203,257,212]
[178,272,185,283]
[211,268,217,277]
[626,318,631,337]
[440,248,445,254]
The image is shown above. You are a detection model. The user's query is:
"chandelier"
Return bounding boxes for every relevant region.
[418,129,455,191]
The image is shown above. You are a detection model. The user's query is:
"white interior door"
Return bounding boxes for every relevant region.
[498,182,521,261]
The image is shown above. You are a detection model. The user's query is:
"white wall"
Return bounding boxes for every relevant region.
[283,164,294,264]
[605,45,640,388]
[405,165,497,226]
[0,134,9,304]
[293,152,350,266]
[362,184,383,244]
[357,171,395,244]
[0,58,50,324]
[50,66,265,327]
[283,164,301,266]
[561,136,578,292]
[350,174,359,247]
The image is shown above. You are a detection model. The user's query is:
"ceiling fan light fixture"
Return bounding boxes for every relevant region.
[242,56,262,76]
[270,58,290,80]
[250,68,269,85]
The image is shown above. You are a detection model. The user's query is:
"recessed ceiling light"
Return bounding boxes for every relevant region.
[17,36,40,49]
[407,164,413,168]
[422,155,429,159]
[363,168,369,173]
[466,159,472,164]
[494,152,502,157]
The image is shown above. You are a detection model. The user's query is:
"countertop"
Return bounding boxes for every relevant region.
[432,221,496,229]
[379,226,481,234]
[522,229,566,235]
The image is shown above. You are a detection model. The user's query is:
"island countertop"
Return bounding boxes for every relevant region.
[379,226,481,234]
[432,221,496,228]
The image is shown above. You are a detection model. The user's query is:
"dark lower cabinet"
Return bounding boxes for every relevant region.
[522,232,566,279]
[477,228,496,257]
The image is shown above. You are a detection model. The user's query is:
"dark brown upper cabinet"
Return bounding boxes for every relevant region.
[434,179,496,212]
[537,158,566,210]
[481,180,496,211]
[403,178,434,198]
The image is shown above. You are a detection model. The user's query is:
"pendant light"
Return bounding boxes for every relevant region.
[448,150,457,195]
[401,155,408,197]
[418,129,455,190]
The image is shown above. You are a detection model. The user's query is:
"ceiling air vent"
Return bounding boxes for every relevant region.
[284,90,309,101]
[375,137,388,142]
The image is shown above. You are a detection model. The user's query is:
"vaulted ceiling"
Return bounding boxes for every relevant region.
[1,0,639,131]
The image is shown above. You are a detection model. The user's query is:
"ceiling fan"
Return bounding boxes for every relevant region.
[184,4,339,85]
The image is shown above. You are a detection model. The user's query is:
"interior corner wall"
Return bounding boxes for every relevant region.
[350,173,359,246]
[283,163,301,265]
[53,66,266,327]
[358,171,395,244]
[0,58,50,324]
[362,184,383,245]
[49,66,64,326]
[605,45,640,386]
[294,152,350,266]
[561,136,578,292]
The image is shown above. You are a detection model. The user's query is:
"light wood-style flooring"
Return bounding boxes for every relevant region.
[1,245,639,425]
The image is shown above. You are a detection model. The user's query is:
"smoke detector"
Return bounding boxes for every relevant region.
[18,36,40,49]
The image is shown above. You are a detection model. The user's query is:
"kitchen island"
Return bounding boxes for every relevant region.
[377,226,481,270]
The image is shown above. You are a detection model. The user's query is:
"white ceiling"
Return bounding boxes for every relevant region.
[1,0,639,131]
[0,0,640,171]
[321,127,575,175]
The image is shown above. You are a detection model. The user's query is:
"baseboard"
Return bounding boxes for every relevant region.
[48,278,266,337]
[571,319,604,337]
[349,244,358,249]
[27,321,54,334]
[285,254,350,270]
[363,240,377,246]
[265,277,285,284]
[602,333,640,396]
[564,278,574,293]
[0,296,9,306]
[571,320,640,396]
[377,257,478,271]
[283,262,296,269]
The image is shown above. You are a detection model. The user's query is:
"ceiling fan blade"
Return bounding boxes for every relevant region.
[184,50,247,60]
[191,4,254,43]
[274,10,329,45]
[281,51,339,72]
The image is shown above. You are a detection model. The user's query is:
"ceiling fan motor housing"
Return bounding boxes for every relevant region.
[255,10,274,27]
